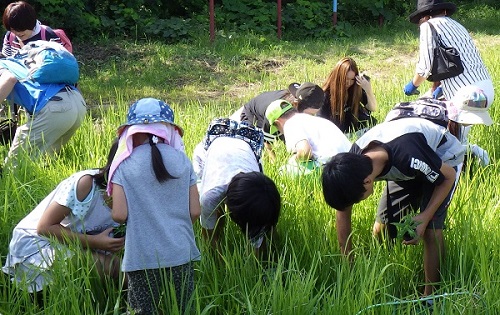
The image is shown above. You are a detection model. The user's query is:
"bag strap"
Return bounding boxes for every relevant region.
[8,31,15,44]
[427,22,442,46]
[40,25,47,40]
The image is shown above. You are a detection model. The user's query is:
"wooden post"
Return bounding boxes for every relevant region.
[209,0,215,42]
[277,0,282,39]
[332,0,338,26]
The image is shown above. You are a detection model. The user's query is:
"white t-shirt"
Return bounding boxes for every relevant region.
[283,113,351,164]
[194,137,260,230]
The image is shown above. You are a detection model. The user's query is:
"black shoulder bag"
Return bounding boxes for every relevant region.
[426,22,464,82]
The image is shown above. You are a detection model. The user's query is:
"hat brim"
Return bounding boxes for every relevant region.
[452,111,493,126]
[117,120,184,136]
[269,124,278,135]
[288,83,300,97]
[409,3,457,24]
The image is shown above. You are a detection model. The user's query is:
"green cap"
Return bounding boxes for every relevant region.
[265,100,294,135]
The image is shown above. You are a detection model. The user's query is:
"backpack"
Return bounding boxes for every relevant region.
[0,40,79,85]
[204,118,265,160]
[8,25,73,53]
[41,26,73,53]
[385,98,449,127]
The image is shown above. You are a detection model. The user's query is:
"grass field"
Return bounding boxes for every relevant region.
[0,6,499,314]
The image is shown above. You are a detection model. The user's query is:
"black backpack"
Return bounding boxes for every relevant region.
[385,98,448,127]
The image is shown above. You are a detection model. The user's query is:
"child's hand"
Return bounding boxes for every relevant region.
[402,213,429,245]
[95,228,125,252]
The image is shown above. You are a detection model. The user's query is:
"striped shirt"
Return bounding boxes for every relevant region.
[1,20,60,57]
[417,16,491,100]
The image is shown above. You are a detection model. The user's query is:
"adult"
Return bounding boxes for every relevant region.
[403,0,494,105]
[2,140,124,294]
[403,0,495,176]
[317,57,378,135]
[265,100,351,174]
[192,118,281,255]
[0,68,86,165]
[322,116,465,296]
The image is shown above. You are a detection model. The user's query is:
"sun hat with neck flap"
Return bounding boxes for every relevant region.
[117,98,184,136]
[409,0,457,24]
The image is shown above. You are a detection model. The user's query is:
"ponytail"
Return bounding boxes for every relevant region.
[149,134,176,182]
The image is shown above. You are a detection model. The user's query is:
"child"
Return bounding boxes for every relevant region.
[321,112,466,296]
[1,1,63,58]
[230,82,324,159]
[193,118,281,254]
[109,98,201,314]
[265,99,351,175]
[2,139,123,294]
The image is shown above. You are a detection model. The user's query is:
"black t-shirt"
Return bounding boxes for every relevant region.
[240,89,287,142]
[318,90,376,133]
[350,119,454,185]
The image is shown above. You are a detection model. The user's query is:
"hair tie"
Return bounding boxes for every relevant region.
[150,135,159,145]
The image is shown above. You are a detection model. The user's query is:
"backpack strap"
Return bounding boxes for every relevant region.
[40,25,47,41]
[8,31,16,44]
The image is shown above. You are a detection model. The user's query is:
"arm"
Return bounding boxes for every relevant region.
[356,75,377,112]
[37,176,124,253]
[111,183,128,224]
[336,206,353,258]
[404,23,433,95]
[405,163,456,245]
[294,139,313,162]
[201,206,225,250]
[410,73,427,90]
[0,70,18,102]
[189,184,201,223]
[200,186,226,249]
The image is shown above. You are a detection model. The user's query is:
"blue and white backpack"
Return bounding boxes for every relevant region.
[0,40,79,85]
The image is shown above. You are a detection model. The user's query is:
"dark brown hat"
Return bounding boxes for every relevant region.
[409,0,457,24]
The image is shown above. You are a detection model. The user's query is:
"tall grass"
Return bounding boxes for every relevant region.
[1,7,499,314]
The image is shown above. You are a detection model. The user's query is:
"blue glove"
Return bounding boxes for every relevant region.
[403,81,418,96]
[432,86,443,99]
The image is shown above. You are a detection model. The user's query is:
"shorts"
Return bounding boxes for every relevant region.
[376,177,456,239]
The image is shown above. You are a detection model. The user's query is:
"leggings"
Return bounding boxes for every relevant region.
[126,263,194,315]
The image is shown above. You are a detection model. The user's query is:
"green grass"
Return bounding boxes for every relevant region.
[1,7,499,314]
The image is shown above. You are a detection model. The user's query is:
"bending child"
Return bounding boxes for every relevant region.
[265,99,351,175]
[193,118,281,256]
[322,115,464,296]
[2,139,124,295]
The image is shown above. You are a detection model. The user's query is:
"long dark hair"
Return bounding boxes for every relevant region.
[148,134,176,182]
[322,57,363,127]
[93,138,119,189]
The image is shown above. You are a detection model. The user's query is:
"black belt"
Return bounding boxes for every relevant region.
[48,87,69,101]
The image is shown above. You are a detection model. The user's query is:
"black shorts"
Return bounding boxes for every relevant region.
[376,177,456,238]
